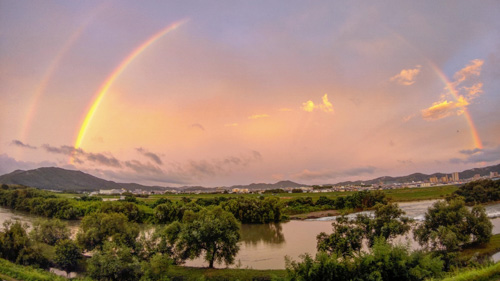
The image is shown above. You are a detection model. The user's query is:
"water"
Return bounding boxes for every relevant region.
[2,200,500,269]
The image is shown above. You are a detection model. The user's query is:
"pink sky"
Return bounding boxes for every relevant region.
[1,1,500,186]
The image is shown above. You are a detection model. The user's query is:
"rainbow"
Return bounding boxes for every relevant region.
[426,61,483,149]
[73,19,188,153]
[20,2,110,142]
[387,30,483,149]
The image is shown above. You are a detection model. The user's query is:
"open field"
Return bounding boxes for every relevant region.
[461,234,500,260]
[59,184,459,204]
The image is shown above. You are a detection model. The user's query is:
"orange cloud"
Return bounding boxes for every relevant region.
[279,108,292,112]
[421,96,469,120]
[390,65,421,85]
[464,82,483,99]
[301,94,334,113]
[453,59,483,85]
[248,114,270,119]
[225,123,238,127]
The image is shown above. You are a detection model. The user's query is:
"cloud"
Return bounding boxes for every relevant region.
[421,96,469,120]
[42,144,121,168]
[464,82,483,99]
[453,59,483,85]
[136,147,163,165]
[190,123,205,131]
[10,140,37,150]
[0,153,57,175]
[248,114,270,119]
[179,151,262,179]
[301,94,334,113]
[459,148,482,155]
[422,59,484,121]
[279,108,292,112]
[452,145,500,164]
[397,159,414,166]
[225,123,238,127]
[390,65,421,85]
[292,166,376,181]
[124,160,163,175]
[403,114,416,122]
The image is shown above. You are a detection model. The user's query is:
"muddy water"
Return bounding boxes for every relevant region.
[2,199,500,269]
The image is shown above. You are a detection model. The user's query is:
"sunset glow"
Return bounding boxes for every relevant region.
[1,1,499,187]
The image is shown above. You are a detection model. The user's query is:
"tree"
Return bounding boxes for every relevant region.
[54,239,82,276]
[87,241,141,281]
[76,212,139,251]
[171,206,240,268]
[316,215,364,257]
[0,220,48,267]
[355,202,413,246]
[30,218,70,245]
[140,253,171,281]
[413,198,492,253]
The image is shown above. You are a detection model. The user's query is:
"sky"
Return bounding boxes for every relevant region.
[1,1,500,187]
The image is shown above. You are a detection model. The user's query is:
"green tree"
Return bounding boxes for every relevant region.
[54,239,81,276]
[171,206,240,268]
[140,253,171,281]
[87,241,141,281]
[30,218,70,246]
[413,198,492,253]
[76,212,139,251]
[316,215,364,257]
[0,220,48,267]
[356,202,413,246]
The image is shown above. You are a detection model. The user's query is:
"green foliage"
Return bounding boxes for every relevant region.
[30,218,70,246]
[0,258,77,281]
[356,202,413,246]
[414,198,492,253]
[453,179,500,204]
[0,220,49,268]
[286,239,444,281]
[317,216,364,257]
[140,253,172,281]
[87,241,142,281]
[54,239,82,274]
[153,201,201,224]
[221,197,283,223]
[170,206,241,268]
[76,212,139,251]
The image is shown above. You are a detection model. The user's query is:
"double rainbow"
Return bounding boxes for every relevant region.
[73,19,188,152]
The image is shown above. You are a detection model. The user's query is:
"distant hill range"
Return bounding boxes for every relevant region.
[333,163,500,186]
[0,163,499,192]
[0,167,305,192]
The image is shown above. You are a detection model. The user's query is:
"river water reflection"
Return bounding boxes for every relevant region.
[3,200,500,269]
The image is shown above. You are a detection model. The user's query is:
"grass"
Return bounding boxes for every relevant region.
[461,234,500,260]
[438,262,500,281]
[0,258,87,281]
[382,185,458,202]
[168,265,286,281]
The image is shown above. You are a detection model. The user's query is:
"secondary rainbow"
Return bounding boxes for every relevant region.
[73,19,188,153]
[427,61,483,149]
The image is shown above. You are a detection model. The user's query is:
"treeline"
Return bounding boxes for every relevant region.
[0,186,284,224]
[286,198,493,280]
[285,190,387,214]
[453,179,500,204]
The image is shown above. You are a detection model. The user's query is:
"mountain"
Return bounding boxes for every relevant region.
[0,167,172,192]
[333,163,500,186]
[0,167,306,192]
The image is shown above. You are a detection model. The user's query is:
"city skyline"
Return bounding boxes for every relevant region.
[1,1,500,187]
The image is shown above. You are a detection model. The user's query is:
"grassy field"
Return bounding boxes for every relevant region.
[168,266,286,281]
[438,262,500,281]
[461,234,500,260]
[0,258,88,281]
[59,184,458,204]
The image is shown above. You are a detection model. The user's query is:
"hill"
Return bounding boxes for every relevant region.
[334,163,500,186]
[0,167,169,192]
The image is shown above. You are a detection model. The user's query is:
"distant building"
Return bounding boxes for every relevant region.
[473,174,481,180]
[451,172,459,182]
[429,176,438,183]
[440,176,449,183]
[491,172,499,178]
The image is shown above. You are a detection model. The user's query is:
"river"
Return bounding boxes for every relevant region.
[2,200,500,269]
